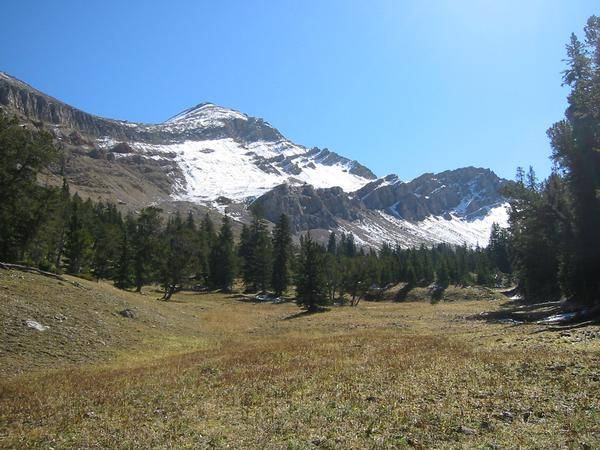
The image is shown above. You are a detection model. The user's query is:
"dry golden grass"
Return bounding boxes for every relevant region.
[1,269,599,448]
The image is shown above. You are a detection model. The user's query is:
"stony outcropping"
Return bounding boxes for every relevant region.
[253,184,366,230]
[253,167,509,233]
[356,167,508,221]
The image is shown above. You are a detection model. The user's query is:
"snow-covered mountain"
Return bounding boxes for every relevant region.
[252,167,510,248]
[0,71,510,248]
[97,102,376,202]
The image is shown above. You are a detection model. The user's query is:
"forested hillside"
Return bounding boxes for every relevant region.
[0,111,509,306]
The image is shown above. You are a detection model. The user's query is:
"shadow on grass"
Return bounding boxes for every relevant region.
[283,307,328,320]
[430,286,445,304]
[394,284,414,302]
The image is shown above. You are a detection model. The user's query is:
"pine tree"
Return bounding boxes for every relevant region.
[199,213,217,282]
[295,234,328,311]
[326,232,337,254]
[272,214,292,297]
[132,207,162,292]
[90,203,122,280]
[436,258,450,289]
[64,195,92,274]
[161,213,195,300]
[0,114,59,262]
[488,222,512,275]
[238,214,272,292]
[115,214,135,289]
[238,223,253,288]
[52,178,71,271]
[209,216,236,291]
[545,16,600,305]
[406,262,417,287]
[251,216,272,292]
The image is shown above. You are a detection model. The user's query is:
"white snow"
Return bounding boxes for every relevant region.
[89,99,509,249]
[129,138,371,202]
[341,203,509,249]
[165,103,248,128]
[536,312,578,324]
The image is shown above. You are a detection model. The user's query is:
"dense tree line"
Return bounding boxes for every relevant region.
[502,17,600,306]
[1,111,510,307]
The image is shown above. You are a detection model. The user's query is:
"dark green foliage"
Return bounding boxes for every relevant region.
[196,213,215,283]
[340,255,368,306]
[64,195,92,274]
[501,18,600,305]
[161,212,195,299]
[326,232,337,254]
[238,214,272,292]
[272,214,293,296]
[132,207,162,292]
[544,16,600,305]
[115,215,135,289]
[504,170,564,300]
[436,258,450,289]
[488,223,512,275]
[209,216,236,291]
[90,202,122,280]
[0,115,59,262]
[295,234,328,311]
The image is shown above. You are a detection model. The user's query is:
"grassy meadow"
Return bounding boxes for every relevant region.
[1,269,599,448]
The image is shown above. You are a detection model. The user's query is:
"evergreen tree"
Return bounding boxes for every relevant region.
[132,207,162,292]
[0,114,59,262]
[406,262,417,287]
[199,213,217,282]
[90,203,122,280]
[209,216,236,291]
[295,234,328,311]
[488,222,512,275]
[545,16,600,305]
[272,214,293,297]
[326,232,337,254]
[238,223,253,288]
[161,213,195,300]
[238,214,272,292]
[64,195,92,274]
[436,258,450,289]
[115,214,135,289]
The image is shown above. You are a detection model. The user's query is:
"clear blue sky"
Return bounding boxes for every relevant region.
[1,1,597,180]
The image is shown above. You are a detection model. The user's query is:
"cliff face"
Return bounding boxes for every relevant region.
[0,72,137,139]
[357,167,508,221]
[253,184,366,230]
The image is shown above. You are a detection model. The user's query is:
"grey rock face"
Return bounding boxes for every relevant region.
[306,147,376,180]
[253,167,509,233]
[357,167,508,221]
[253,183,365,231]
[0,73,285,146]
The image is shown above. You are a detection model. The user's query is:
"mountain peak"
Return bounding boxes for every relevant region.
[164,102,248,125]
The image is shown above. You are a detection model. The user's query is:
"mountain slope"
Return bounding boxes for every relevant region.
[253,167,510,248]
[1,72,376,203]
[1,71,509,247]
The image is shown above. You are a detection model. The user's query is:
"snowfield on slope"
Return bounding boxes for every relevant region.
[130,138,371,201]
[341,203,509,248]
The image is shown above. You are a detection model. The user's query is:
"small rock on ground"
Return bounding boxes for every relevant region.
[22,319,49,331]
[118,309,136,319]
